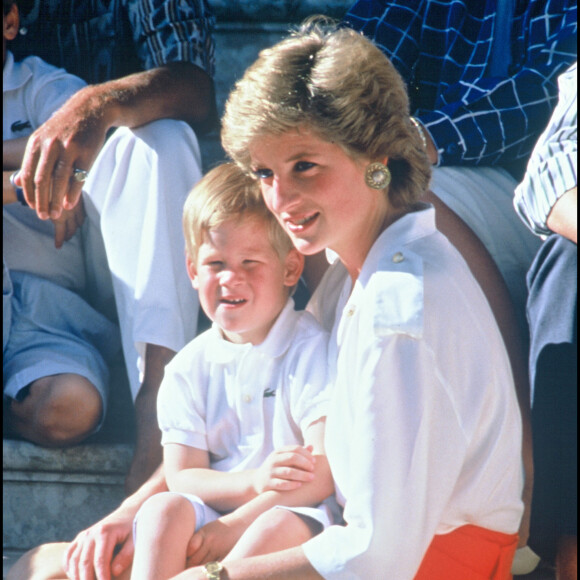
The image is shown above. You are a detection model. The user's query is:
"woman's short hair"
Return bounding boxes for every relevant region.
[183,162,294,262]
[222,18,431,208]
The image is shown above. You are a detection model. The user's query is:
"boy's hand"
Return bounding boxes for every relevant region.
[253,445,316,494]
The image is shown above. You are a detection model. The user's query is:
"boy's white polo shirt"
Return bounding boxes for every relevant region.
[158,299,330,472]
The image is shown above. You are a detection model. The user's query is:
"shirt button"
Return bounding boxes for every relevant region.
[243,394,253,404]
[346,306,356,317]
[392,252,404,263]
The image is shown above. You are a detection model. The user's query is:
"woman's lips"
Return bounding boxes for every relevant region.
[285,211,319,232]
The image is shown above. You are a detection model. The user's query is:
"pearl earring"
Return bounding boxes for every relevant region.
[364,162,391,190]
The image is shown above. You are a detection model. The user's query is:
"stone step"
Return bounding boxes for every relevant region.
[3,440,132,551]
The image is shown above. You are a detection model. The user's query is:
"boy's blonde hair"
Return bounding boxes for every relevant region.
[183,162,295,262]
[222,18,431,209]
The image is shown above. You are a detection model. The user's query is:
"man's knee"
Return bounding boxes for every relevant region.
[10,374,103,446]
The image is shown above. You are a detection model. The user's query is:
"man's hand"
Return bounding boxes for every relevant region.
[253,445,316,495]
[52,197,86,248]
[63,506,135,580]
[18,86,110,221]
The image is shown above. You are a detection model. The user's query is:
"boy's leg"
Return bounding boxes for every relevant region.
[131,493,197,580]
[5,374,102,446]
[225,509,322,560]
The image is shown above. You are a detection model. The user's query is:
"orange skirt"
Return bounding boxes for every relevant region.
[414,525,518,580]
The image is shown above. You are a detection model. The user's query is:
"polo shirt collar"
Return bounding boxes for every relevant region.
[3,51,32,93]
[205,297,298,364]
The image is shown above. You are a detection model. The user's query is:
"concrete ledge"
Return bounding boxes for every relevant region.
[3,440,132,550]
[211,0,351,22]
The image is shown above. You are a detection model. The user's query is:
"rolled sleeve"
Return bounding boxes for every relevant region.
[514,63,577,236]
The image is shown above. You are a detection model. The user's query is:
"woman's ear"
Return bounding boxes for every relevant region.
[283,248,305,288]
[3,4,20,42]
[186,256,199,290]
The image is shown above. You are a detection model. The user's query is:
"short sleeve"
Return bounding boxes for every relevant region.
[157,346,208,450]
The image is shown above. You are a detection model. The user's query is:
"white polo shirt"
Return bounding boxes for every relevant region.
[158,299,330,472]
[304,205,524,579]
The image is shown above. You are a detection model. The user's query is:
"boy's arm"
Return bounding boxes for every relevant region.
[184,419,334,566]
[165,441,318,513]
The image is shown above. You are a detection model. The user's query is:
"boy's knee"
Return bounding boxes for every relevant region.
[11,375,102,446]
[137,493,190,525]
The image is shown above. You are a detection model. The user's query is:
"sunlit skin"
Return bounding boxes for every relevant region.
[187,215,303,345]
[249,128,405,282]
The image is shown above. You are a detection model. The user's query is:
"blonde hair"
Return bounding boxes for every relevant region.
[222,19,431,208]
[183,162,295,262]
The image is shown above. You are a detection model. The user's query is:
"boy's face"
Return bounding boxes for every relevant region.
[187,215,303,345]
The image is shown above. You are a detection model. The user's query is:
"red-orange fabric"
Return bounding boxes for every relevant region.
[414,525,518,579]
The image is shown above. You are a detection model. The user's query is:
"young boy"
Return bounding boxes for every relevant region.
[130,163,335,580]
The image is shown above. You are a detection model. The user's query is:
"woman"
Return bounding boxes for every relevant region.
[172,19,524,580]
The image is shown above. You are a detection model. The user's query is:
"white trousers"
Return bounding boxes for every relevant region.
[430,166,542,331]
[82,119,203,398]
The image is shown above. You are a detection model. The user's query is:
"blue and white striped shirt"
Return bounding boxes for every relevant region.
[343,0,577,168]
[514,62,577,237]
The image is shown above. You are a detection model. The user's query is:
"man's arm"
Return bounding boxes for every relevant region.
[514,63,577,241]
[547,187,577,244]
[17,61,215,221]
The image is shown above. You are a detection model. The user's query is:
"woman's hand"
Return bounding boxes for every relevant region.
[185,515,247,568]
[253,445,316,494]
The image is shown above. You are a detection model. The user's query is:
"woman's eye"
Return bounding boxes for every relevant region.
[253,168,273,179]
[295,161,315,172]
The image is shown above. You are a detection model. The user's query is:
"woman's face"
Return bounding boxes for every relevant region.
[249,128,389,273]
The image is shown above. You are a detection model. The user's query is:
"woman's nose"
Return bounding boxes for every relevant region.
[267,176,298,213]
